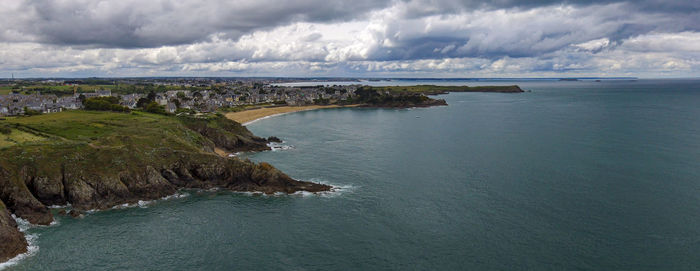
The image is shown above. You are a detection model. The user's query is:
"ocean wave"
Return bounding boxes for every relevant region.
[243,112,290,126]
[267,142,295,151]
[111,191,191,210]
[0,216,42,270]
[293,179,357,198]
[229,180,356,198]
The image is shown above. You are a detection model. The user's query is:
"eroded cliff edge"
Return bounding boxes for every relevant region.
[0,111,330,261]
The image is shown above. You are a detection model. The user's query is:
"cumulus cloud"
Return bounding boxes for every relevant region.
[0,0,698,77]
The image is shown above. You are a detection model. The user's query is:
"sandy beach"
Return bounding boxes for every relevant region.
[224,105,352,125]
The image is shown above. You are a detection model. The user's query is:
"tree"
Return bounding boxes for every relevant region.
[83,97,130,112]
[23,107,41,116]
[171,98,181,108]
[176,91,186,99]
[146,91,156,102]
[136,98,150,108]
[145,101,166,115]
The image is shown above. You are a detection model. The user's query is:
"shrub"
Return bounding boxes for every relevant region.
[0,126,11,135]
[145,101,167,115]
[84,97,130,112]
[23,107,42,116]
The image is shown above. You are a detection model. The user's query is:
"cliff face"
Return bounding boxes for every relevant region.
[0,150,330,225]
[0,200,27,263]
[0,111,330,262]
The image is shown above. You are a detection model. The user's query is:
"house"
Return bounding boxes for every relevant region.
[96,89,112,97]
[166,102,177,113]
[155,94,169,106]
[43,104,62,114]
[120,94,142,108]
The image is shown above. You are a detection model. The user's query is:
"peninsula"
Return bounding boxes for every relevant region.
[0,110,330,261]
[225,85,524,124]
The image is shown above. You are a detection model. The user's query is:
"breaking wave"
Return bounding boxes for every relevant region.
[0,216,42,270]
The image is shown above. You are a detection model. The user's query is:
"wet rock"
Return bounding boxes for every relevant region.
[0,199,27,262]
[68,210,83,218]
[267,136,282,143]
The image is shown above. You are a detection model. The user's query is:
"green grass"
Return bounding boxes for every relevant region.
[0,110,241,181]
[0,129,47,148]
[0,110,209,152]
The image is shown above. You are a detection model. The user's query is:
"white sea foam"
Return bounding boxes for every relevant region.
[318,182,357,198]
[243,112,290,126]
[0,216,41,270]
[267,142,295,151]
[291,179,357,198]
[228,178,357,198]
[47,203,71,209]
[111,191,191,210]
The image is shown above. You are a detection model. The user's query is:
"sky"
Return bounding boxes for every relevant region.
[0,0,699,78]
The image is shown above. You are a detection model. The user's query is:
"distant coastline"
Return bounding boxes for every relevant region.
[224,85,524,125]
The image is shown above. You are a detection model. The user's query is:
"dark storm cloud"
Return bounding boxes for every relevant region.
[2,0,391,48]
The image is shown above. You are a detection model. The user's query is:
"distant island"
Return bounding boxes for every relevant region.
[0,82,524,262]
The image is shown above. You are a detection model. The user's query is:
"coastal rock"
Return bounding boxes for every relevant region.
[68,210,83,218]
[27,175,65,207]
[0,151,331,226]
[0,167,53,225]
[0,199,27,263]
[267,136,282,143]
[181,115,271,153]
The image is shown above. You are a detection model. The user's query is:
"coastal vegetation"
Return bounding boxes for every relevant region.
[349,86,447,108]
[0,81,212,96]
[83,97,131,112]
[0,110,330,261]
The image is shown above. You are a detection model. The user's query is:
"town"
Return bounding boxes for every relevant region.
[0,78,360,116]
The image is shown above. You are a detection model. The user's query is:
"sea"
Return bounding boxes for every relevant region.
[4,79,700,270]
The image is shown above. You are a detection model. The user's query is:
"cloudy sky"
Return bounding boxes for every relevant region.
[1,0,699,78]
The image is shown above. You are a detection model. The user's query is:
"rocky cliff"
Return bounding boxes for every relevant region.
[0,200,27,262]
[0,111,330,262]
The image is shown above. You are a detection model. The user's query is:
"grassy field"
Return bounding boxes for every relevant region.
[0,128,47,148]
[0,110,210,153]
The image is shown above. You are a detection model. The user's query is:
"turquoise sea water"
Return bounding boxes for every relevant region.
[6,79,700,270]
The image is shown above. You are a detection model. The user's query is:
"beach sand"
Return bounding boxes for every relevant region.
[224,105,352,125]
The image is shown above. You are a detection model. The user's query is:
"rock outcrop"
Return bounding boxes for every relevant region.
[0,150,331,223]
[0,199,27,263]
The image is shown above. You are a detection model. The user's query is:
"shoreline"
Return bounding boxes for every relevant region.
[224,105,359,125]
